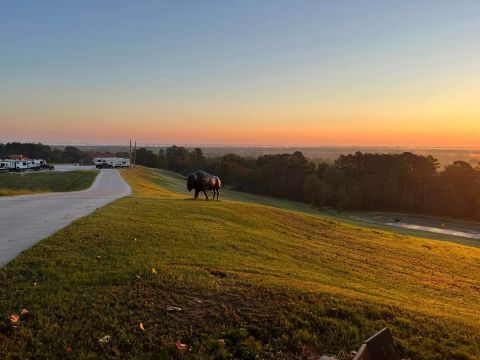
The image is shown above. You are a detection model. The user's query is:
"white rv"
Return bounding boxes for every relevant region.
[120,158,130,168]
[93,157,130,169]
[10,160,30,171]
[93,157,111,168]
[31,159,54,170]
[0,161,10,172]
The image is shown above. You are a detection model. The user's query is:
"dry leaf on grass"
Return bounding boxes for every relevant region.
[9,314,19,324]
[151,267,157,274]
[175,340,187,350]
[98,335,111,344]
[139,322,145,331]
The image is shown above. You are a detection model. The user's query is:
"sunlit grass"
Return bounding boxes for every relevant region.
[0,170,98,196]
[0,166,478,359]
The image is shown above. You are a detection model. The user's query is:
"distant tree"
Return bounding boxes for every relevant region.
[191,148,206,167]
[216,154,253,190]
[158,149,167,169]
[49,149,64,163]
[135,148,160,168]
[63,146,83,163]
[303,174,332,207]
[165,145,191,173]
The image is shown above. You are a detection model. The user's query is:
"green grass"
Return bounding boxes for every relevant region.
[147,168,480,247]
[0,170,99,196]
[1,167,479,359]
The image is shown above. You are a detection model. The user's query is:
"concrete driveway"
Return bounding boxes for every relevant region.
[0,170,131,266]
[52,164,96,172]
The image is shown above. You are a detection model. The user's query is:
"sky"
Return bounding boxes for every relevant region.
[0,0,479,146]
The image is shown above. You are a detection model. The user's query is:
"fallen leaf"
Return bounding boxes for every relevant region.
[98,335,111,344]
[20,309,29,317]
[151,267,157,275]
[139,322,145,331]
[194,298,203,304]
[167,306,182,312]
[217,339,225,346]
[175,339,187,350]
[9,314,19,324]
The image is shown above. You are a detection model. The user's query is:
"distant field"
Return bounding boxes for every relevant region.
[0,170,98,196]
[1,166,479,359]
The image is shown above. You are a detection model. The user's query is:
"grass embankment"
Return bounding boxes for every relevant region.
[1,166,479,359]
[0,171,98,196]
[148,168,480,247]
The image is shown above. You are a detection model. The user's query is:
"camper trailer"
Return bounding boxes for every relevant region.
[9,160,30,172]
[93,157,112,168]
[120,158,130,167]
[113,158,130,168]
[0,159,54,172]
[0,161,10,173]
[31,159,54,170]
[93,157,130,169]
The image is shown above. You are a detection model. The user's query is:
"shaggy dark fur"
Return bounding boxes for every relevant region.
[187,170,221,200]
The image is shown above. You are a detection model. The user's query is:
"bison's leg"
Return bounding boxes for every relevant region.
[203,190,209,201]
[194,189,199,199]
[216,189,219,200]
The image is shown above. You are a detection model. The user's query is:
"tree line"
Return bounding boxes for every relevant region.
[0,142,85,163]
[134,145,480,220]
[3,142,479,220]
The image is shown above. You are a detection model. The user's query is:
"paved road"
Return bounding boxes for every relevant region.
[52,164,96,172]
[0,170,131,266]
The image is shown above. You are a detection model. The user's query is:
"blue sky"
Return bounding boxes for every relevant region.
[1,1,479,145]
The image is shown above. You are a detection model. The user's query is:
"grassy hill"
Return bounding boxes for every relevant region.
[0,166,479,359]
[146,168,480,247]
[0,170,98,196]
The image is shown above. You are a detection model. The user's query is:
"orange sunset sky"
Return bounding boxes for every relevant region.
[1,1,479,146]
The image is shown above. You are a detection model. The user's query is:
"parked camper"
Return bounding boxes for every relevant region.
[31,159,54,170]
[0,161,10,173]
[26,160,36,170]
[94,157,112,168]
[93,157,130,169]
[11,160,30,172]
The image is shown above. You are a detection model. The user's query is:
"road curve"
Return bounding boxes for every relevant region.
[0,170,131,266]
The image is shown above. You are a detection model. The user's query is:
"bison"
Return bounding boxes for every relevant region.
[186,170,221,200]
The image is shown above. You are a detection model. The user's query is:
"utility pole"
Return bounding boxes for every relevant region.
[133,141,137,167]
[129,139,132,168]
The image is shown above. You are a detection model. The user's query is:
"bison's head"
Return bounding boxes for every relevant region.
[186,173,197,191]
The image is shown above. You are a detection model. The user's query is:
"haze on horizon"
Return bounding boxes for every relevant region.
[1,1,479,147]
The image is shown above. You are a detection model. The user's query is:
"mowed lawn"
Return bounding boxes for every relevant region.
[0,170,98,196]
[148,168,480,247]
[0,167,479,359]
